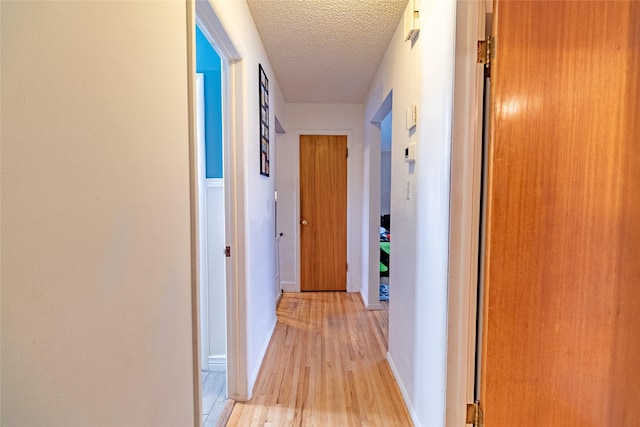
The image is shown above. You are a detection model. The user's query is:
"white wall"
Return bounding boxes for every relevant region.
[209,0,287,397]
[362,0,457,425]
[1,2,195,425]
[276,103,364,293]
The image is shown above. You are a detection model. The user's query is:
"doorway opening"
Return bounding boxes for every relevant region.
[274,117,286,305]
[367,90,393,311]
[195,23,227,426]
[379,111,392,304]
[191,0,248,422]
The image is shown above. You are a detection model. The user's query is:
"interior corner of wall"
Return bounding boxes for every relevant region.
[247,315,277,397]
[387,352,422,427]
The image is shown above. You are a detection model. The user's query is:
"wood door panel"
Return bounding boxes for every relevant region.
[300,135,347,291]
[481,1,640,425]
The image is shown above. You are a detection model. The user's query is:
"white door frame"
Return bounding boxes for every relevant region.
[187,1,249,424]
[445,0,487,425]
[365,92,393,310]
[195,73,209,373]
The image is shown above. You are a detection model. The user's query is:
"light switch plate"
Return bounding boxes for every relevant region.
[406,105,417,130]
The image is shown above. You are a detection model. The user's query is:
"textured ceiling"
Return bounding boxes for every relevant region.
[247,0,409,103]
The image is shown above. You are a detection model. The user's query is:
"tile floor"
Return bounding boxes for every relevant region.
[201,370,226,426]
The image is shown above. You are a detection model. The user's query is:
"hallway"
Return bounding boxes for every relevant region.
[227,292,410,426]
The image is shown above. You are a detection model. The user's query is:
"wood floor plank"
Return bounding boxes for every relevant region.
[214,400,235,427]
[226,292,412,426]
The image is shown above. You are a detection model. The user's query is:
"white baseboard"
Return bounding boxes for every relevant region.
[208,355,227,372]
[280,281,298,292]
[387,352,422,427]
[360,290,383,310]
[367,302,383,310]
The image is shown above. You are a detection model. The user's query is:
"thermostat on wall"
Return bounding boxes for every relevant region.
[405,142,416,163]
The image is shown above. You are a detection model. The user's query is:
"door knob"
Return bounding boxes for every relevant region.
[301,219,308,225]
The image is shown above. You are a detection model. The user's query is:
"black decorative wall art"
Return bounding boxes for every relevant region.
[259,64,269,176]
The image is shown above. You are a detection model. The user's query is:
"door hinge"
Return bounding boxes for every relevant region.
[346,147,349,158]
[466,402,483,427]
[346,263,349,272]
[477,36,495,67]
[225,246,231,258]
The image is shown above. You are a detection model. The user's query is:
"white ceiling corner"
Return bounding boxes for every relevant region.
[247,0,409,103]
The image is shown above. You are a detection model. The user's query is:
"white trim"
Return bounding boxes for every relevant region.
[206,178,224,188]
[208,355,227,372]
[280,281,297,293]
[445,1,486,426]
[387,352,422,427]
[222,50,249,402]
[275,234,282,302]
[193,0,249,404]
[196,73,210,373]
[294,130,355,293]
[186,3,204,424]
[360,292,382,311]
[195,1,240,60]
[366,92,393,310]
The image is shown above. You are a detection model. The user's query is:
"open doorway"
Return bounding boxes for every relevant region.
[379,111,392,304]
[367,91,393,311]
[190,1,252,423]
[195,23,228,426]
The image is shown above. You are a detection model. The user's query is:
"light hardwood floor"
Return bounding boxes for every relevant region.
[226,292,411,426]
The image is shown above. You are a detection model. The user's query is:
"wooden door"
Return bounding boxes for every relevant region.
[300,135,347,291]
[480,1,640,425]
